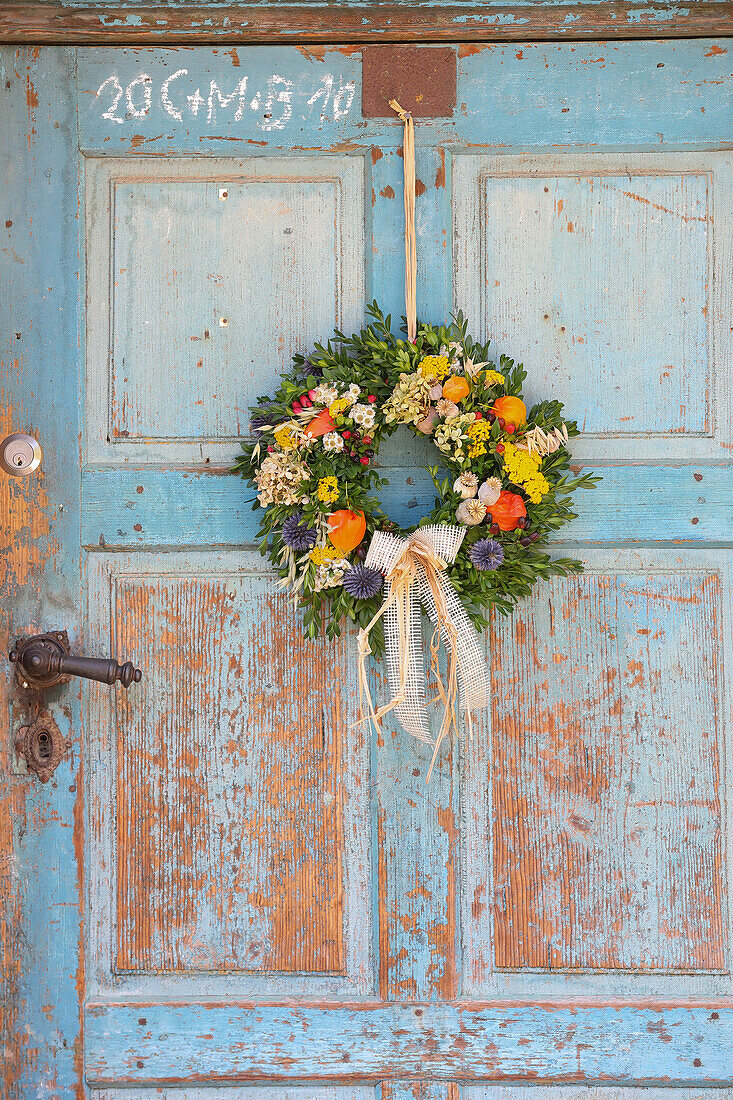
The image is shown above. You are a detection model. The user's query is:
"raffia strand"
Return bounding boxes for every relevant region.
[389,99,417,342]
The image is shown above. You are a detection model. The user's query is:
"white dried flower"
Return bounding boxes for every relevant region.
[313,557,351,591]
[313,383,338,406]
[254,451,310,507]
[454,472,479,499]
[344,383,361,404]
[478,477,502,506]
[440,340,464,361]
[456,498,487,525]
[322,431,344,453]
[352,403,376,429]
[436,398,460,419]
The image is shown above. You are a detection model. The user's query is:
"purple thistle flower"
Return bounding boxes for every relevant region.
[292,355,324,383]
[342,564,384,600]
[249,402,281,433]
[282,513,318,552]
[469,538,504,571]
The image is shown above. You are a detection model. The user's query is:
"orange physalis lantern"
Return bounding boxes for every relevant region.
[442,375,470,403]
[491,395,527,425]
[305,408,337,438]
[488,491,527,531]
[327,509,366,554]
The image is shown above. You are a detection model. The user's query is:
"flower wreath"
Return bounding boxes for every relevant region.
[235,302,597,661]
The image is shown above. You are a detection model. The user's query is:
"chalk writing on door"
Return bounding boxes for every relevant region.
[94,71,356,129]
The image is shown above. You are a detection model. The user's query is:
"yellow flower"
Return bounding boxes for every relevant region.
[317,476,339,504]
[466,419,492,443]
[418,354,450,381]
[483,370,505,386]
[273,424,298,450]
[502,441,550,503]
[329,398,350,417]
[310,543,340,566]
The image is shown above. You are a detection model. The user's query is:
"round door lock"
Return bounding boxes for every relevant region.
[1,433,42,476]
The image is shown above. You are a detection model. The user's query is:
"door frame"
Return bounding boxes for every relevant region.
[1,1,732,45]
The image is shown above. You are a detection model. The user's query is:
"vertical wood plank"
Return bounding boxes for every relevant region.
[0,45,82,1098]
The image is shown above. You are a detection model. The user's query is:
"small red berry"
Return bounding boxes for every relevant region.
[292,400,302,413]
[496,443,505,454]
[267,445,274,452]
[474,411,483,420]
[506,422,515,434]
[529,532,540,542]
[308,388,318,401]
[360,456,370,465]
[487,411,496,423]
[498,417,506,429]
[300,396,312,408]
[517,516,527,529]
[363,435,373,445]
[342,430,352,440]
[489,522,500,534]
[520,536,531,547]
[367,395,377,403]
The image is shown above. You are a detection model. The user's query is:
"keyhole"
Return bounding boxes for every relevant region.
[14,454,23,466]
[37,730,52,760]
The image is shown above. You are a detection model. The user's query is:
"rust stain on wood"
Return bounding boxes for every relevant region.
[0,784,27,1099]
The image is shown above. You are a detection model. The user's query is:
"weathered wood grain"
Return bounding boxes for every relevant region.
[94,1089,376,1100]
[113,572,345,973]
[462,548,732,999]
[2,2,733,45]
[86,550,373,999]
[491,569,725,971]
[0,45,83,1099]
[383,1084,459,1100]
[84,1001,733,1084]
[465,1089,733,1099]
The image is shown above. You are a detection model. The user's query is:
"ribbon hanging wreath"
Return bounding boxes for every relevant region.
[235,96,597,776]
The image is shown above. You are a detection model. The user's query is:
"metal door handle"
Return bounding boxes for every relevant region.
[9,630,142,691]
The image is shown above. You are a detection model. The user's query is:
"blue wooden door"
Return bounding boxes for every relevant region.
[2,39,732,1097]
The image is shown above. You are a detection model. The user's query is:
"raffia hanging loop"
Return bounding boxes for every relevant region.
[389,100,417,342]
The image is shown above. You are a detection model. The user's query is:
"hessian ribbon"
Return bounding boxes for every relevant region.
[357,526,490,779]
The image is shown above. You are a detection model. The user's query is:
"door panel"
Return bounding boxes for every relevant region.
[453,152,732,464]
[86,550,371,998]
[85,156,365,464]
[463,548,731,999]
[2,38,732,1098]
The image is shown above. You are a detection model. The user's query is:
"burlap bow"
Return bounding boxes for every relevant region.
[357,526,490,779]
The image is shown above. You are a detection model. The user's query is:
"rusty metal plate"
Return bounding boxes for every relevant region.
[362,46,456,118]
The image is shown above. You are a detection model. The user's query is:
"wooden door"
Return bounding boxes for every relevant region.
[2,37,732,1097]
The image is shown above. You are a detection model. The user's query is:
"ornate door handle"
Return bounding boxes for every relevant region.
[9,630,142,691]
